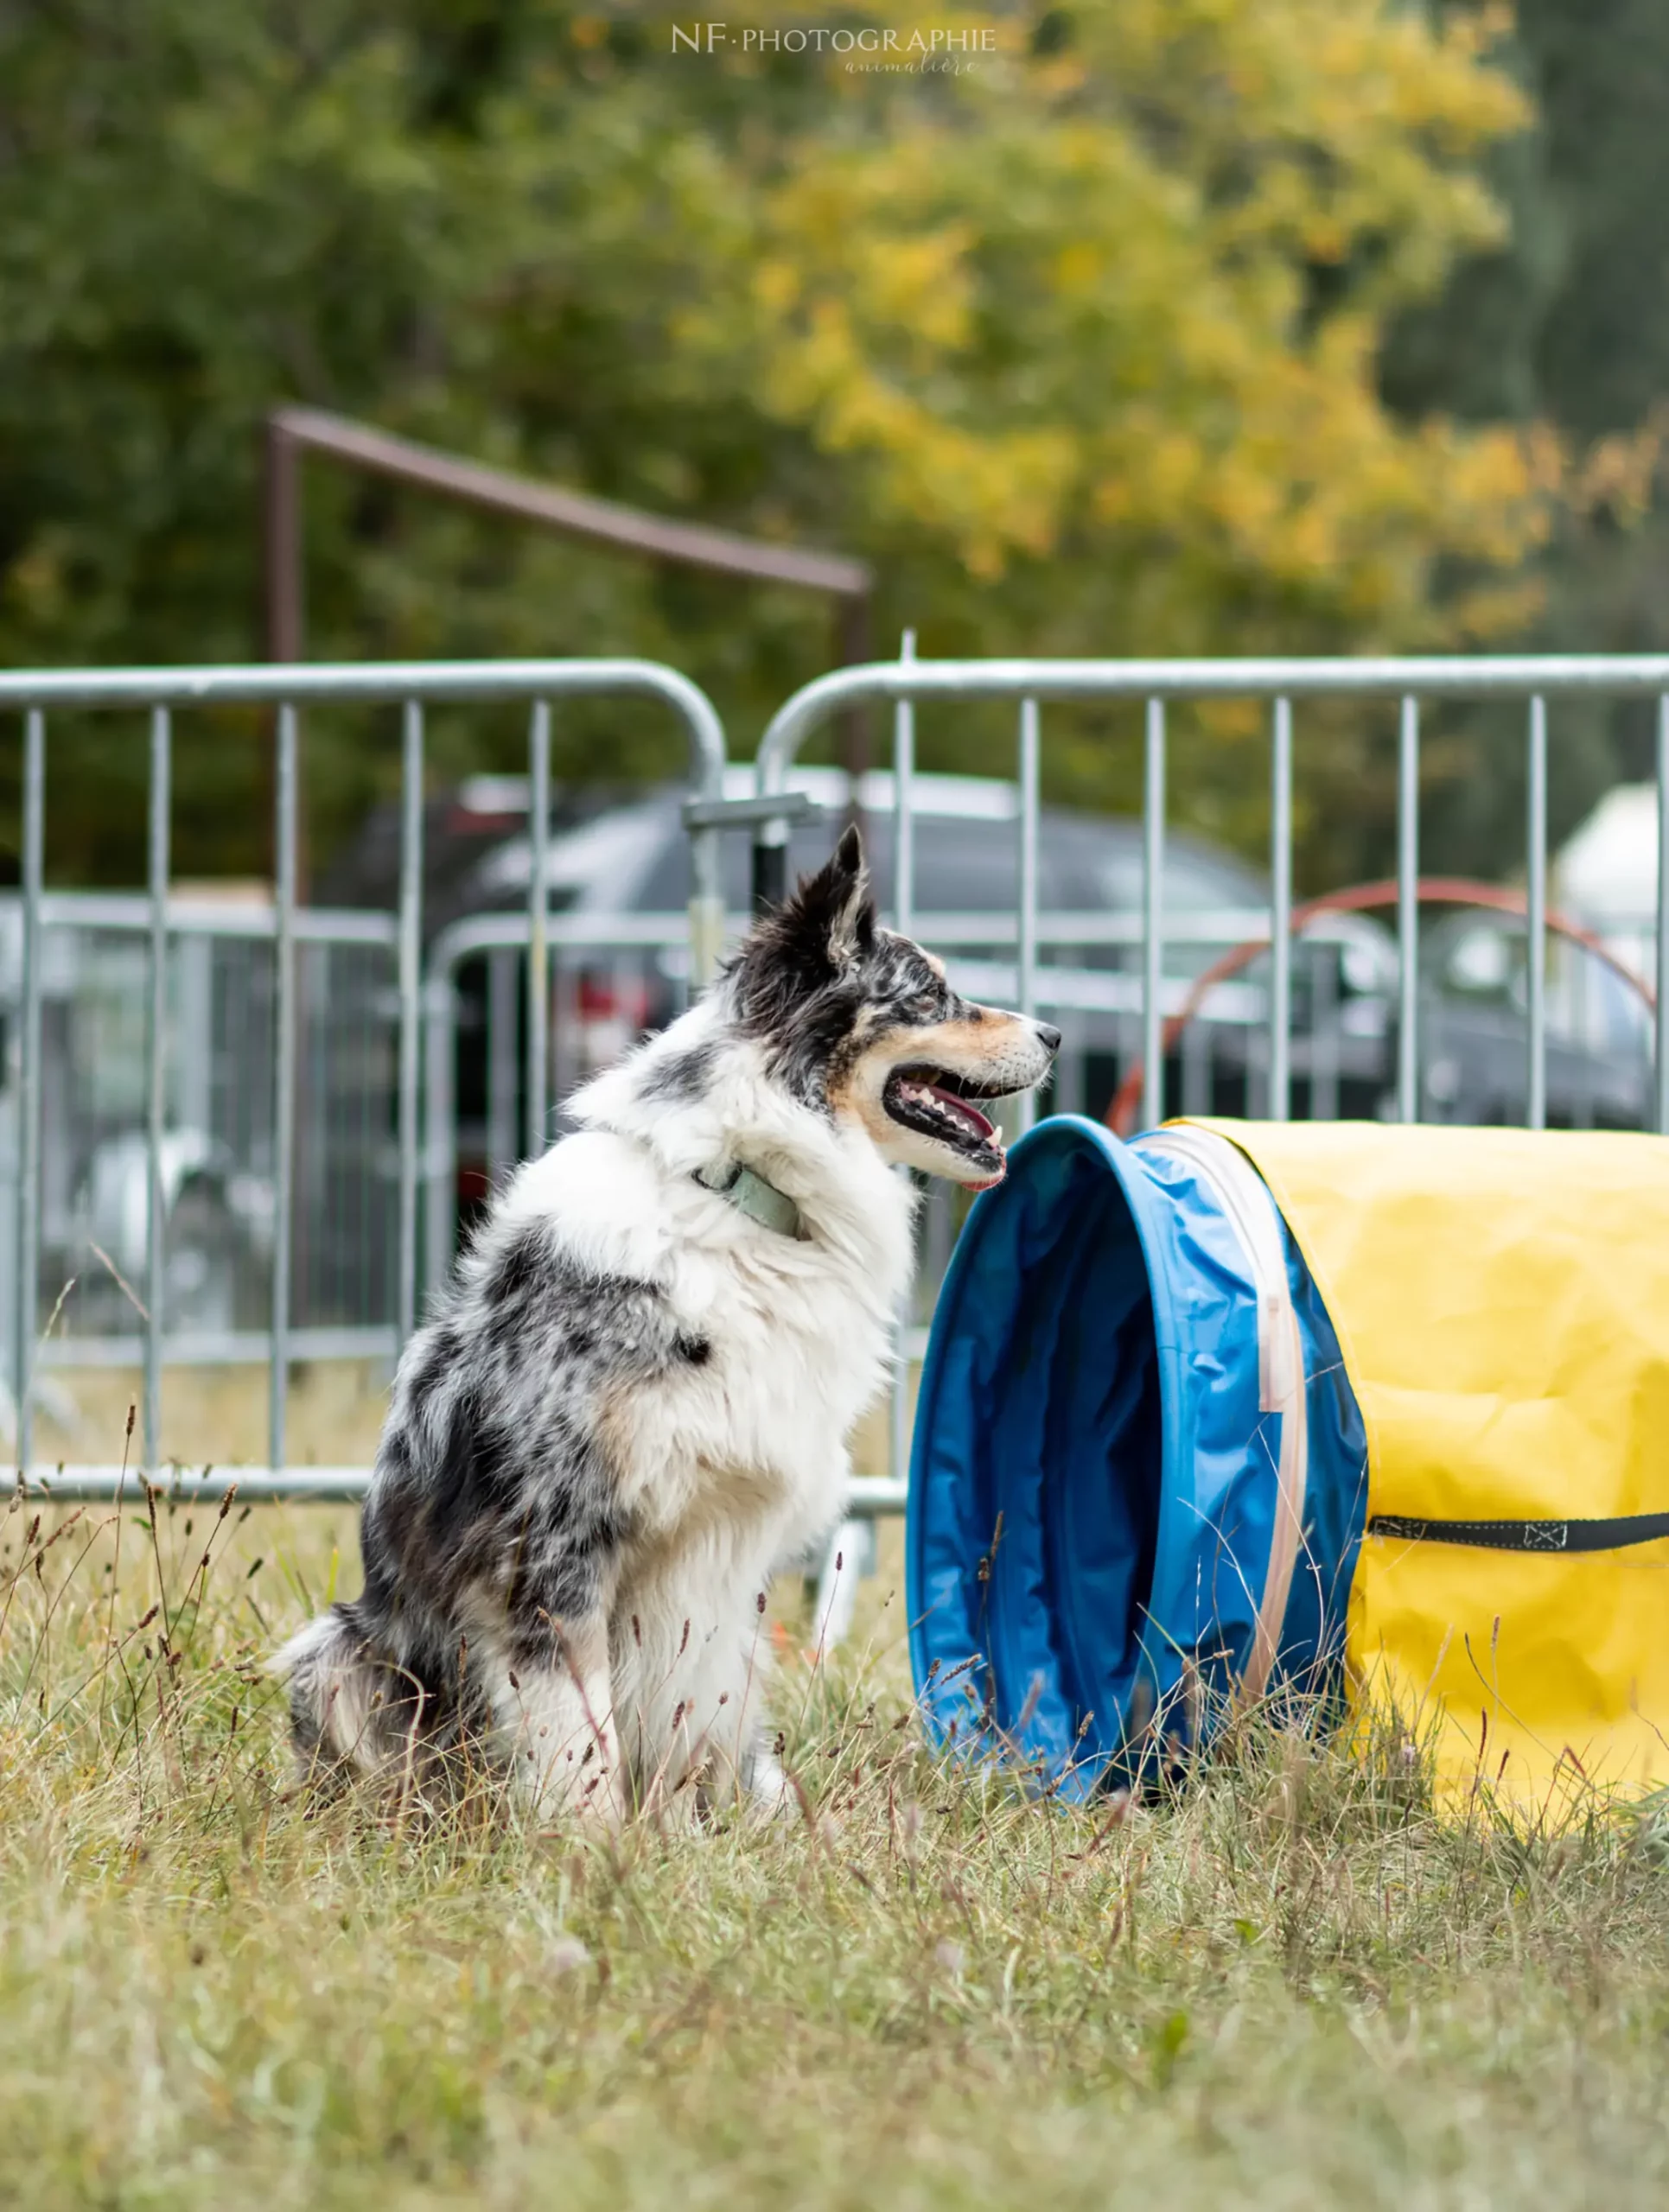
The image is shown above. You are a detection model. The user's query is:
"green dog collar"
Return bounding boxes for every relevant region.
[694,1161,806,1241]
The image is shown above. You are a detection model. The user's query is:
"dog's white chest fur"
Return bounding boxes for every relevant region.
[506,1122,912,1550]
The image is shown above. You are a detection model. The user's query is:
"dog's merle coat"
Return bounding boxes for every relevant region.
[277,830,1055,1823]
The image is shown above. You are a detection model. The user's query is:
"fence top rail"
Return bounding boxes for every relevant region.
[755,654,1669,790]
[0,657,728,797]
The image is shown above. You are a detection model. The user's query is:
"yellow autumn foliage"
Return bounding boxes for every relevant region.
[681,0,1549,653]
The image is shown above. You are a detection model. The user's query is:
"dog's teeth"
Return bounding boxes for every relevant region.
[890,1073,997,1150]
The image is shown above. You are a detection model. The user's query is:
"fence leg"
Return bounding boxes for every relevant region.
[1397,696,1420,1124]
[14,710,44,1474]
[397,702,424,1344]
[889,632,918,1495]
[1142,699,1166,1131]
[1647,694,1655,1141]
[1014,698,1041,1137]
[527,699,551,1158]
[268,702,297,1474]
[1527,696,1548,1132]
[143,707,171,1473]
[1269,696,1292,1123]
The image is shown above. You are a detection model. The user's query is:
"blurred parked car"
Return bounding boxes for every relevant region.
[333,767,1653,1272]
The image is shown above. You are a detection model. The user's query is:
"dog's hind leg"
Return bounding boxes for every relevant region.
[476,1614,627,1829]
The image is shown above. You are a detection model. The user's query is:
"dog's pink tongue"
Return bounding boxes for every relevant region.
[929,1084,993,1140]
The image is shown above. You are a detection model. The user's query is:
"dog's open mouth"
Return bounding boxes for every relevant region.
[882,1065,1009,1175]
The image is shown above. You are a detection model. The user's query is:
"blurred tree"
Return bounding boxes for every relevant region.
[1383,0,1669,878]
[0,1,1553,887]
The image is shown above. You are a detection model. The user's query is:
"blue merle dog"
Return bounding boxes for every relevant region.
[276,829,1057,1824]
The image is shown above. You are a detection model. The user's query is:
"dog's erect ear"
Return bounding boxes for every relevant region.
[776,823,876,974]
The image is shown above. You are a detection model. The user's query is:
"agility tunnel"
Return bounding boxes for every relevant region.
[907,1118,1669,1807]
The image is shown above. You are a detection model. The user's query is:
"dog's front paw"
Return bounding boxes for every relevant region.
[742,1745,797,1824]
[525,1744,628,1837]
[572,1764,629,1836]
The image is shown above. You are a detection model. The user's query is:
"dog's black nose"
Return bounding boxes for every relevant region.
[1036,1021,1062,1055]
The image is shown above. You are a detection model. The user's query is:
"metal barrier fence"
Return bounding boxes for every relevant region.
[744,651,1669,1549]
[752,652,1669,1138]
[10,651,1669,1541]
[0,659,727,1499]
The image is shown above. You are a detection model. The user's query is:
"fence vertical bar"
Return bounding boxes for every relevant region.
[1014,697,1041,1138]
[1527,695,1548,1131]
[1270,696,1293,1122]
[526,700,551,1158]
[894,632,916,936]
[486,951,518,1172]
[423,969,456,1301]
[397,702,424,1344]
[1657,696,1669,1136]
[144,707,171,1472]
[687,823,723,994]
[889,630,917,1491]
[268,703,298,1473]
[1142,699,1166,1131]
[1397,696,1420,1124]
[15,710,43,1474]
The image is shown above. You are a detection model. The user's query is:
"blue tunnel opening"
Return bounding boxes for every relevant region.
[907,1116,1368,1801]
[908,1120,1167,1789]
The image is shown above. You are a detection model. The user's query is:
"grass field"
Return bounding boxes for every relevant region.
[3,1484,1669,2210]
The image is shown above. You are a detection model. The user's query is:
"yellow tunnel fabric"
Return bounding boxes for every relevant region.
[1192,1121,1669,1807]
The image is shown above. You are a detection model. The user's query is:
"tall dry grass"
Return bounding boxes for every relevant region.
[2,1470,1668,2209]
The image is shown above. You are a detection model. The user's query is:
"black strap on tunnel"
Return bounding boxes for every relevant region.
[1368,1510,1669,1554]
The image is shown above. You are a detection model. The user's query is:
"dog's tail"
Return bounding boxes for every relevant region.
[271,1607,392,1783]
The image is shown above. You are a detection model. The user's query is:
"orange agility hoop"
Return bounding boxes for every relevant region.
[1104,877,1656,1138]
